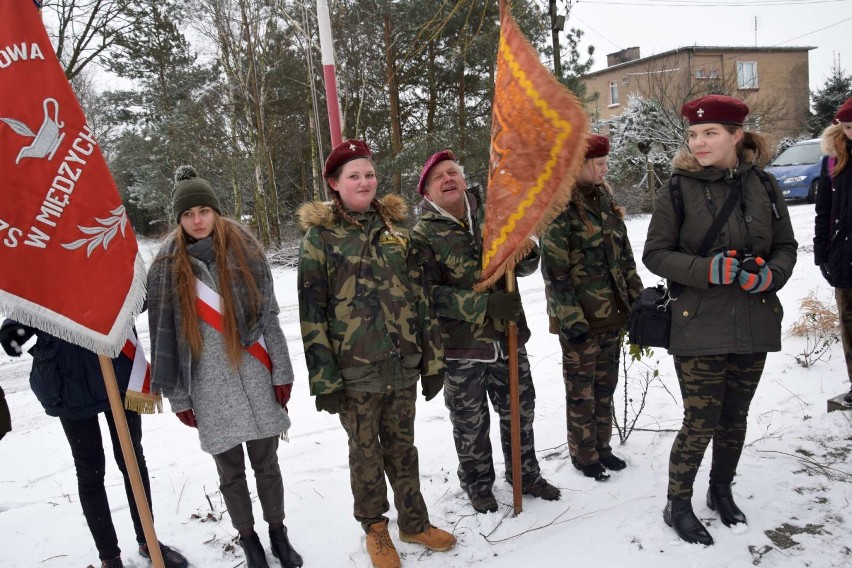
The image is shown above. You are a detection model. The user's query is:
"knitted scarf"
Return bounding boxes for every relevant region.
[148,229,272,393]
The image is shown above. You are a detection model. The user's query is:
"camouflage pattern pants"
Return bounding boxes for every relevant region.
[668,353,766,499]
[338,384,430,535]
[835,288,852,383]
[559,330,621,465]
[443,346,542,496]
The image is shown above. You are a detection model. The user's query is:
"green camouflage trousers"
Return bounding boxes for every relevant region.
[835,288,852,383]
[338,384,430,535]
[559,330,621,465]
[668,353,766,499]
[443,346,542,496]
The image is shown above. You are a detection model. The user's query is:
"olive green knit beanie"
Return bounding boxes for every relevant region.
[172,165,221,221]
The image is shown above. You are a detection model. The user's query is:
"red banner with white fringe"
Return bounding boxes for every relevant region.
[0,0,146,358]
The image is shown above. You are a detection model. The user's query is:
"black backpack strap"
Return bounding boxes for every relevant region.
[669,174,684,225]
[752,167,781,220]
[668,186,740,299]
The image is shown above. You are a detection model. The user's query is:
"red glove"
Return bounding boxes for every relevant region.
[176,409,197,428]
[274,384,292,411]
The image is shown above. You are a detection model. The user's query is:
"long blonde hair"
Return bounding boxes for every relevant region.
[822,122,850,176]
[172,214,263,367]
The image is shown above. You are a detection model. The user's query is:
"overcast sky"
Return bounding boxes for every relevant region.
[563,0,851,92]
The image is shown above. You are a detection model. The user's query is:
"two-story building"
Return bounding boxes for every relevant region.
[582,46,814,145]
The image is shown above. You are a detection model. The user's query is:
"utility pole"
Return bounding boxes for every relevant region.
[549,0,563,77]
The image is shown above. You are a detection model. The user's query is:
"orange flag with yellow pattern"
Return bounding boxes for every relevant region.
[477,0,589,290]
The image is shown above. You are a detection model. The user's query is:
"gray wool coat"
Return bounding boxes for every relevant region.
[148,252,293,456]
[643,148,798,356]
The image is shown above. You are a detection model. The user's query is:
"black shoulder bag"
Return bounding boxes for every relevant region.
[629,180,741,348]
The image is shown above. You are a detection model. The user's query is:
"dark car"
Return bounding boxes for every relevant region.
[765,138,824,203]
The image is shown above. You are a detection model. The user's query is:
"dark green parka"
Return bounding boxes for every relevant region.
[643,148,798,356]
[542,182,644,338]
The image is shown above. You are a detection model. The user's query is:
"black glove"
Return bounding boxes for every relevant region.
[568,332,589,345]
[421,374,445,401]
[0,385,10,442]
[315,390,346,414]
[0,320,35,357]
[485,290,522,322]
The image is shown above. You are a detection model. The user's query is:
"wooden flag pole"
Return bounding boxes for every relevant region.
[505,268,523,516]
[98,355,164,568]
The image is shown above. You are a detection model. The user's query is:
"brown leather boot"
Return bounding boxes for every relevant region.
[365,521,401,568]
[399,525,457,552]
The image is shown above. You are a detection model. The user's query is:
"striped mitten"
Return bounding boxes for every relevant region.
[708,250,740,285]
[738,256,773,293]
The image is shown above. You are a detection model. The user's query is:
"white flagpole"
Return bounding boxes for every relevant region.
[316,0,343,146]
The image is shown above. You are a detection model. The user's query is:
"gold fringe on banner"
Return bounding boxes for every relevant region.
[124,392,163,415]
[475,0,589,291]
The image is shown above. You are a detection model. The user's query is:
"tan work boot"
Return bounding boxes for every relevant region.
[399,524,457,552]
[365,521,401,568]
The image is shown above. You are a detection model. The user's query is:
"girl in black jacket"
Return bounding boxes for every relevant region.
[814,96,852,407]
[0,319,187,568]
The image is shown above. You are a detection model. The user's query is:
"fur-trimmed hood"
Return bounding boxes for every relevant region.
[297,193,408,230]
[671,146,762,173]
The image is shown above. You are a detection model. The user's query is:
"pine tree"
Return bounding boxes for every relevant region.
[808,65,852,136]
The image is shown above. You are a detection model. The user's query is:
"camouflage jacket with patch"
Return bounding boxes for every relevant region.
[411,192,538,361]
[542,183,643,339]
[297,194,444,396]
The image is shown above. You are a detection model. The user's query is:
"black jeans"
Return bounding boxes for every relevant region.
[212,436,285,533]
[60,409,151,561]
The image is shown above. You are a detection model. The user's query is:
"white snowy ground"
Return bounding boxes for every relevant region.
[1,201,850,568]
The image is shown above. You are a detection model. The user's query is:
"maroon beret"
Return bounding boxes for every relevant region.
[835,97,852,123]
[323,139,372,179]
[585,134,610,159]
[417,150,457,195]
[682,95,749,126]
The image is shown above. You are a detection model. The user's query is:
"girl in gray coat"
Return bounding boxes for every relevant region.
[147,166,303,568]
[643,96,797,546]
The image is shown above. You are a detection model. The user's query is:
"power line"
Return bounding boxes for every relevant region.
[772,15,852,46]
[569,12,623,51]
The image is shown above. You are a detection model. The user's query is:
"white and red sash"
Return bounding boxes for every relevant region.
[195,278,272,372]
[122,330,162,414]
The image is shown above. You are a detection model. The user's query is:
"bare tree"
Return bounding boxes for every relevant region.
[42,0,140,80]
[193,0,286,246]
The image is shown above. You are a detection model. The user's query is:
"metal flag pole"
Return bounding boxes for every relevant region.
[316,0,343,146]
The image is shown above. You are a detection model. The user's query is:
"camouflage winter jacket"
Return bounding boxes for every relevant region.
[542,183,643,339]
[411,192,538,361]
[297,195,443,396]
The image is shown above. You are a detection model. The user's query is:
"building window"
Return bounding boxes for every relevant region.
[695,68,705,79]
[737,61,758,89]
[709,68,719,79]
[609,81,619,106]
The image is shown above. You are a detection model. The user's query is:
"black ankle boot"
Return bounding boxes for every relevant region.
[663,498,714,545]
[238,532,270,568]
[599,453,627,471]
[269,526,303,568]
[707,483,747,527]
[572,458,610,481]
